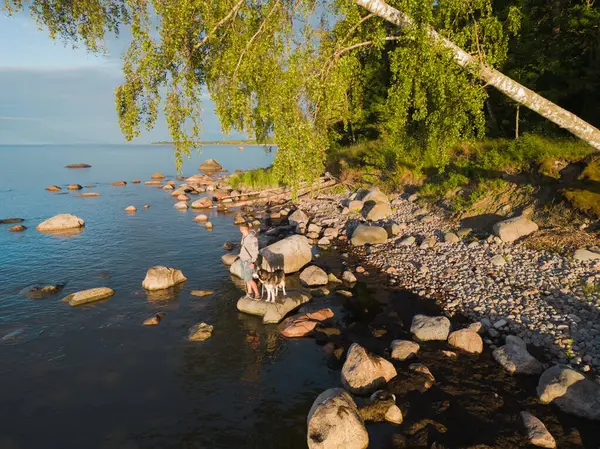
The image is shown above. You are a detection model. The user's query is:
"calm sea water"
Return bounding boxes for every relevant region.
[0,144,337,449]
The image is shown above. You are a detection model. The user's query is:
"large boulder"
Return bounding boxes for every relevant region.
[260,234,312,274]
[236,290,311,324]
[199,159,223,171]
[351,225,387,246]
[341,343,397,394]
[37,214,85,233]
[307,388,369,449]
[360,188,388,205]
[574,248,600,262]
[300,265,329,287]
[64,287,115,306]
[191,197,213,209]
[493,216,539,243]
[221,253,239,266]
[493,335,543,375]
[537,365,600,420]
[229,258,244,278]
[142,266,187,291]
[288,209,309,227]
[520,412,556,448]
[391,340,420,361]
[448,328,483,354]
[364,202,392,221]
[410,315,451,341]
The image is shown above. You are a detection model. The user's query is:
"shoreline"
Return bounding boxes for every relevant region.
[291,191,600,375]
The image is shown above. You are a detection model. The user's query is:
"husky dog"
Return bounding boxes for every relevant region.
[255,268,286,302]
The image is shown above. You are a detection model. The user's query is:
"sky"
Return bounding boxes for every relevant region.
[0,12,240,144]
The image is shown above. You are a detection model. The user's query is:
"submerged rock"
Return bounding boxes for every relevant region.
[191,290,213,297]
[64,287,115,306]
[307,388,368,449]
[341,343,397,394]
[36,214,85,233]
[143,312,166,326]
[493,215,538,243]
[188,322,213,341]
[45,185,62,192]
[142,266,187,291]
[77,192,100,197]
[1,217,24,224]
[300,265,329,287]
[236,290,311,324]
[411,315,451,341]
[537,365,600,420]
[65,163,91,168]
[21,284,64,299]
[351,225,387,246]
[8,225,26,232]
[493,335,543,375]
[520,411,556,448]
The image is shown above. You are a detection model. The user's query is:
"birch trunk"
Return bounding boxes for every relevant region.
[354,0,600,151]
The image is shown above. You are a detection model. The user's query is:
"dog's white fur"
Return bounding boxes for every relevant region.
[253,271,286,303]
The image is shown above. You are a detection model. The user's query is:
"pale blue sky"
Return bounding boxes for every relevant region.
[0,13,238,144]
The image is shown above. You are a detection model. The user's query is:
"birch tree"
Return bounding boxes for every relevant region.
[3,0,599,184]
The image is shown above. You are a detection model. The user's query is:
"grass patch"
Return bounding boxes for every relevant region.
[228,167,283,190]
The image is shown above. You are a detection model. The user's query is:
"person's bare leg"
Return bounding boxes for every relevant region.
[250,279,260,300]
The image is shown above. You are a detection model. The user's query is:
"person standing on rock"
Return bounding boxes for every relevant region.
[239,224,260,300]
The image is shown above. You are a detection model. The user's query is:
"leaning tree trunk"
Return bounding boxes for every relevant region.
[354,0,600,151]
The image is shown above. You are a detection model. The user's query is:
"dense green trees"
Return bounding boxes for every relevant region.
[2,0,599,184]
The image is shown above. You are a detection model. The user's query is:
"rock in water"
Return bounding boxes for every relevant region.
[8,225,26,232]
[1,217,24,224]
[195,214,209,222]
[260,234,312,274]
[186,174,215,186]
[288,209,309,227]
[364,202,392,221]
[391,340,420,361]
[493,335,543,375]
[173,201,188,210]
[68,184,83,190]
[64,287,115,306]
[143,312,166,326]
[236,290,311,324]
[410,315,451,341]
[448,328,483,354]
[21,284,64,299]
[191,197,213,209]
[221,253,239,266]
[537,365,600,420]
[142,266,187,291]
[125,206,137,212]
[493,216,538,243]
[341,343,397,394]
[307,388,369,449]
[111,181,127,186]
[520,412,556,448]
[351,225,388,246]
[45,185,62,192]
[190,290,213,297]
[65,163,91,168]
[300,265,329,287]
[36,214,85,233]
[188,322,213,341]
[151,173,165,179]
[281,320,319,338]
[199,159,222,171]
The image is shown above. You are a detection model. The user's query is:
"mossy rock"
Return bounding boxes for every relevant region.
[563,189,600,218]
[580,157,600,182]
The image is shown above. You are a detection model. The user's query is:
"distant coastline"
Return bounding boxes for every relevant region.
[151,139,276,146]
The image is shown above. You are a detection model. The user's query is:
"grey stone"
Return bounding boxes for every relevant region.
[411,315,451,341]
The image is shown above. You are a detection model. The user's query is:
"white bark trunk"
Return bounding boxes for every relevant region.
[354,0,600,151]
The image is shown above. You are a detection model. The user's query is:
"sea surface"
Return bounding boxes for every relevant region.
[0,144,337,449]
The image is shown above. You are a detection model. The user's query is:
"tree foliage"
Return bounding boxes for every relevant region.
[0,0,555,180]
